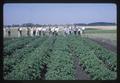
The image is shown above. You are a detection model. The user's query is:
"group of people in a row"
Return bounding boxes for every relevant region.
[4,26,85,37]
[26,26,60,37]
[64,26,85,36]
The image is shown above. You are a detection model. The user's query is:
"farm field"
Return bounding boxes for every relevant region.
[3,35,117,80]
[83,29,117,53]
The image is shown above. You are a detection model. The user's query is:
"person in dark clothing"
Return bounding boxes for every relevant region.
[49,27,52,36]
[27,27,30,36]
[8,28,11,37]
[69,26,72,35]
[74,27,77,35]
[42,28,46,36]
[39,30,41,36]
[18,27,22,37]
[69,30,71,34]
[33,28,36,36]
[78,28,81,35]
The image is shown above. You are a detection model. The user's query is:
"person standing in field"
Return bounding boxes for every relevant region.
[33,27,36,36]
[27,27,30,36]
[51,26,55,36]
[18,27,22,37]
[30,27,33,37]
[82,27,85,34]
[8,28,11,37]
[69,26,72,35]
[3,28,6,37]
[42,27,46,36]
[35,27,38,36]
[80,28,83,36]
[54,26,59,36]
[74,25,77,35]
[64,27,67,36]
[78,27,81,36]
[38,27,42,36]
[48,25,52,36]
[64,27,69,36]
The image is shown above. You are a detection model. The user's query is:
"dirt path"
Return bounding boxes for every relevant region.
[67,42,91,80]
[74,55,91,80]
[68,45,91,80]
[88,38,117,53]
[40,37,57,80]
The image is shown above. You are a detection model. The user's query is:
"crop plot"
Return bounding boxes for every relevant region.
[3,35,117,80]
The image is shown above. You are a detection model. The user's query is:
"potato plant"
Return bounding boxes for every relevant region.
[3,35,117,80]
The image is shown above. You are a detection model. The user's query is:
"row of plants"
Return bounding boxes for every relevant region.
[4,37,22,47]
[39,37,57,80]
[3,37,47,76]
[82,38,117,72]
[3,35,117,80]
[68,36,117,80]
[45,36,75,80]
[4,37,55,80]
[4,37,35,57]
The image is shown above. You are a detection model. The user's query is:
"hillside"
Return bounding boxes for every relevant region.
[74,22,116,26]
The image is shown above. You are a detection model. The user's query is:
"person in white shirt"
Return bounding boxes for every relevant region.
[78,28,82,36]
[64,27,69,36]
[74,25,77,35]
[42,28,46,36]
[51,27,55,36]
[33,27,36,36]
[37,27,42,36]
[3,28,6,37]
[82,27,85,34]
[69,26,72,35]
[80,28,83,36]
[27,27,30,36]
[18,27,22,37]
[30,27,33,37]
[35,27,39,36]
[54,27,59,36]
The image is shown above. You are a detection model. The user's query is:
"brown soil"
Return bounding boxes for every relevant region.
[74,56,91,80]
[68,44,91,80]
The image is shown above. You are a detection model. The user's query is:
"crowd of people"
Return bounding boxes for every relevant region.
[4,25,85,37]
[64,26,85,36]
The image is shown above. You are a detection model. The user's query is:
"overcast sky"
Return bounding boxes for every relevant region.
[3,3,117,25]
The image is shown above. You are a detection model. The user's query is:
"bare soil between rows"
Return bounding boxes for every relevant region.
[74,56,91,80]
[88,38,117,53]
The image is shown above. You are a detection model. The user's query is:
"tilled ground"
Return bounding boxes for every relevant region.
[68,43,91,80]
[74,56,91,80]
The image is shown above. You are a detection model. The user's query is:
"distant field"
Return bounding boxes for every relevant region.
[85,30,116,33]
[85,26,116,30]
[83,29,117,47]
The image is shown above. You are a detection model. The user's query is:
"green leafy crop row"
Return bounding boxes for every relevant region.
[4,37,35,57]
[83,38,117,72]
[4,37,22,47]
[46,36,75,80]
[68,36,117,80]
[4,37,54,80]
[3,37,47,76]
[3,35,117,80]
